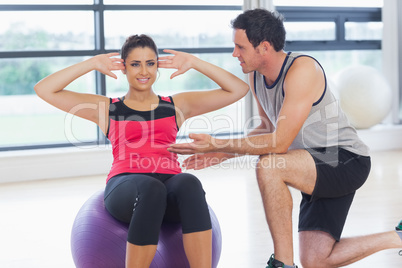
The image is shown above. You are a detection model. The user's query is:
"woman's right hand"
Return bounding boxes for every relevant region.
[34,53,122,132]
[92,52,125,79]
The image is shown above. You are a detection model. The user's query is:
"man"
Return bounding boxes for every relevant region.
[168,8,402,268]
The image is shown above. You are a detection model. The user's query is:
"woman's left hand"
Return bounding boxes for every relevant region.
[158,49,196,79]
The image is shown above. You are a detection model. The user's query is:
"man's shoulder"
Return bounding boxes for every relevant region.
[288,54,322,76]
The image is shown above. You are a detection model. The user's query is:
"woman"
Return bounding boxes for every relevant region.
[34,34,249,268]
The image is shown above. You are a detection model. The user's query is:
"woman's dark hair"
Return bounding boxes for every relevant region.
[231,8,286,52]
[120,34,158,61]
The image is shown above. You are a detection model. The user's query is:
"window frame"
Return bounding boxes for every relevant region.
[276,6,382,51]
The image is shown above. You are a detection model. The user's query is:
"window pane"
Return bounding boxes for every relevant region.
[345,22,383,40]
[0,11,94,51]
[274,0,383,7]
[104,10,241,49]
[1,57,47,96]
[0,57,95,96]
[106,53,246,135]
[0,57,97,148]
[103,0,242,5]
[285,22,335,41]
[0,0,92,3]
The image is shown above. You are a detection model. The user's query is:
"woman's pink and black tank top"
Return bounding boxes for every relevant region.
[106,95,181,182]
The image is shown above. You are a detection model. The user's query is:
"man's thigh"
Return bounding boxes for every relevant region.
[258,149,317,195]
[308,147,370,200]
[297,147,370,241]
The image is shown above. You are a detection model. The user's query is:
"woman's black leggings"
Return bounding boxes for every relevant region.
[104,173,212,246]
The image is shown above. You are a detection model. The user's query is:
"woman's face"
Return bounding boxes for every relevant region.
[123,46,158,91]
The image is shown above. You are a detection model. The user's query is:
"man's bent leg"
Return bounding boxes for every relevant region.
[256,150,317,266]
[299,230,402,267]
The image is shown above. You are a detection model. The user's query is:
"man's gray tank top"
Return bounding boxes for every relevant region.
[254,52,370,156]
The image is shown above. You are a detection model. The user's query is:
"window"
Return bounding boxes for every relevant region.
[0,56,97,148]
[274,1,390,123]
[104,10,236,49]
[270,1,384,85]
[0,11,94,51]
[0,2,243,150]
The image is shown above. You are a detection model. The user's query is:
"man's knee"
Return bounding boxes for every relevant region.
[300,248,335,268]
[299,231,335,268]
[300,252,321,268]
[256,154,284,183]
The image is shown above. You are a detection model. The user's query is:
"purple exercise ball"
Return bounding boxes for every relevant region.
[71,190,222,268]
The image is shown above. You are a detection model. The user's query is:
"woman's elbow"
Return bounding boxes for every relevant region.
[34,81,51,99]
[33,84,43,97]
[241,83,250,96]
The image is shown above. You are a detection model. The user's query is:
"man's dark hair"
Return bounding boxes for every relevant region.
[231,8,286,52]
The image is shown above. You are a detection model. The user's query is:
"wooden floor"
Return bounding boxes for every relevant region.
[0,150,401,267]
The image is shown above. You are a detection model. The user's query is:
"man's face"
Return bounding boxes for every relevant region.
[232,29,261,74]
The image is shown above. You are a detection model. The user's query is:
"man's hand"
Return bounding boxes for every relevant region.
[168,133,214,154]
[182,152,234,170]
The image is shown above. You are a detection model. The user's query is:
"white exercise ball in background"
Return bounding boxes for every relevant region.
[335,65,392,129]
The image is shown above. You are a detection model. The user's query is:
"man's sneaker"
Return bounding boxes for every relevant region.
[396,220,402,231]
[396,219,402,241]
[397,220,402,256]
[266,254,298,268]
[266,254,283,268]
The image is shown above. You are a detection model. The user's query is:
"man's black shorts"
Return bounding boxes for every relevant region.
[298,147,371,241]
